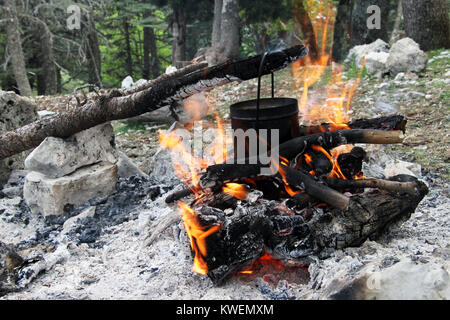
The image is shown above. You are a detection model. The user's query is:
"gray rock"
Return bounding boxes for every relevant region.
[365,51,389,74]
[368,261,449,299]
[373,98,398,114]
[117,151,149,179]
[149,148,180,186]
[25,123,118,178]
[1,186,22,198]
[0,91,39,187]
[407,91,426,99]
[345,39,389,68]
[121,76,134,90]
[387,38,428,75]
[384,159,422,178]
[24,162,118,216]
[326,260,450,300]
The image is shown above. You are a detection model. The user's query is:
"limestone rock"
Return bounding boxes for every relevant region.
[121,76,134,90]
[24,162,118,216]
[387,38,428,75]
[384,159,422,178]
[0,90,39,187]
[117,151,149,178]
[328,261,450,300]
[345,39,390,68]
[365,51,389,74]
[25,123,118,178]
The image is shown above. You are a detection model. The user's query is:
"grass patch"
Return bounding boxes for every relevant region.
[344,54,369,80]
[425,48,449,74]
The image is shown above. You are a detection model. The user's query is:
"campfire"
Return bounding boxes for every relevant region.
[159,63,428,285]
[156,2,429,286]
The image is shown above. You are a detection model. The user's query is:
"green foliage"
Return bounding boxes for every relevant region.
[344,54,368,79]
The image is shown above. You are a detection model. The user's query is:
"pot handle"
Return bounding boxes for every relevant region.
[256,51,275,131]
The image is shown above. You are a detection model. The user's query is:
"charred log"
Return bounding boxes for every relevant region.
[280,165,350,210]
[195,175,428,285]
[336,147,366,179]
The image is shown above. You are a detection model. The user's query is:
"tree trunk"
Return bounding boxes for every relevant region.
[402,0,450,51]
[36,20,57,95]
[143,24,151,80]
[123,18,133,76]
[332,0,352,62]
[212,0,223,47]
[86,11,102,88]
[389,0,403,45]
[293,0,319,61]
[349,0,391,46]
[142,11,159,80]
[148,27,160,79]
[4,0,32,96]
[171,7,186,67]
[218,0,240,60]
[0,45,308,160]
[56,68,62,94]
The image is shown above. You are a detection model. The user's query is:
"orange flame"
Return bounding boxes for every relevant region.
[222,183,248,200]
[158,130,205,193]
[276,157,303,196]
[292,0,364,130]
[311,145,347,179]
[178,201,221,274]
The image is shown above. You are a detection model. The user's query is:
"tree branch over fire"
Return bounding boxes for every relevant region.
[0,45,309,160]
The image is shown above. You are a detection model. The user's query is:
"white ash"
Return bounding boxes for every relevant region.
[1,153,449,300]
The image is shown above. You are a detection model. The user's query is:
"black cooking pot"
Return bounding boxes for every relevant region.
[230,53,300,159]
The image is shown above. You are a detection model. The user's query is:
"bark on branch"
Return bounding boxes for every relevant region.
[0,45,309,160]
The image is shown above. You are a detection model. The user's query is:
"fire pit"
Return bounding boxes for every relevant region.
[160,57,429,285]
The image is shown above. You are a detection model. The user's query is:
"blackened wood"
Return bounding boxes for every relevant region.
[280,165,350,210]
[298,115,407,136]
[200,164,266,188]
[324,176,422,196]
[165,188,193,203]
[0,45,309,160]
[196,176,428,285]
[287,192,316,210]
[199,163,350,210]
[336,147,366,179]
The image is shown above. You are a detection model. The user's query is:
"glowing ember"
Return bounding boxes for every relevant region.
[239,253,298,274]
[178,201,221,274]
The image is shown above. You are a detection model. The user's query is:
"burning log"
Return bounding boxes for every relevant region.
[280,164,350,210]
[297,115,408,136]
[165,188,194,204]
[0,45,309,160]
[192,175,428,285]
[335,147,366,179]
